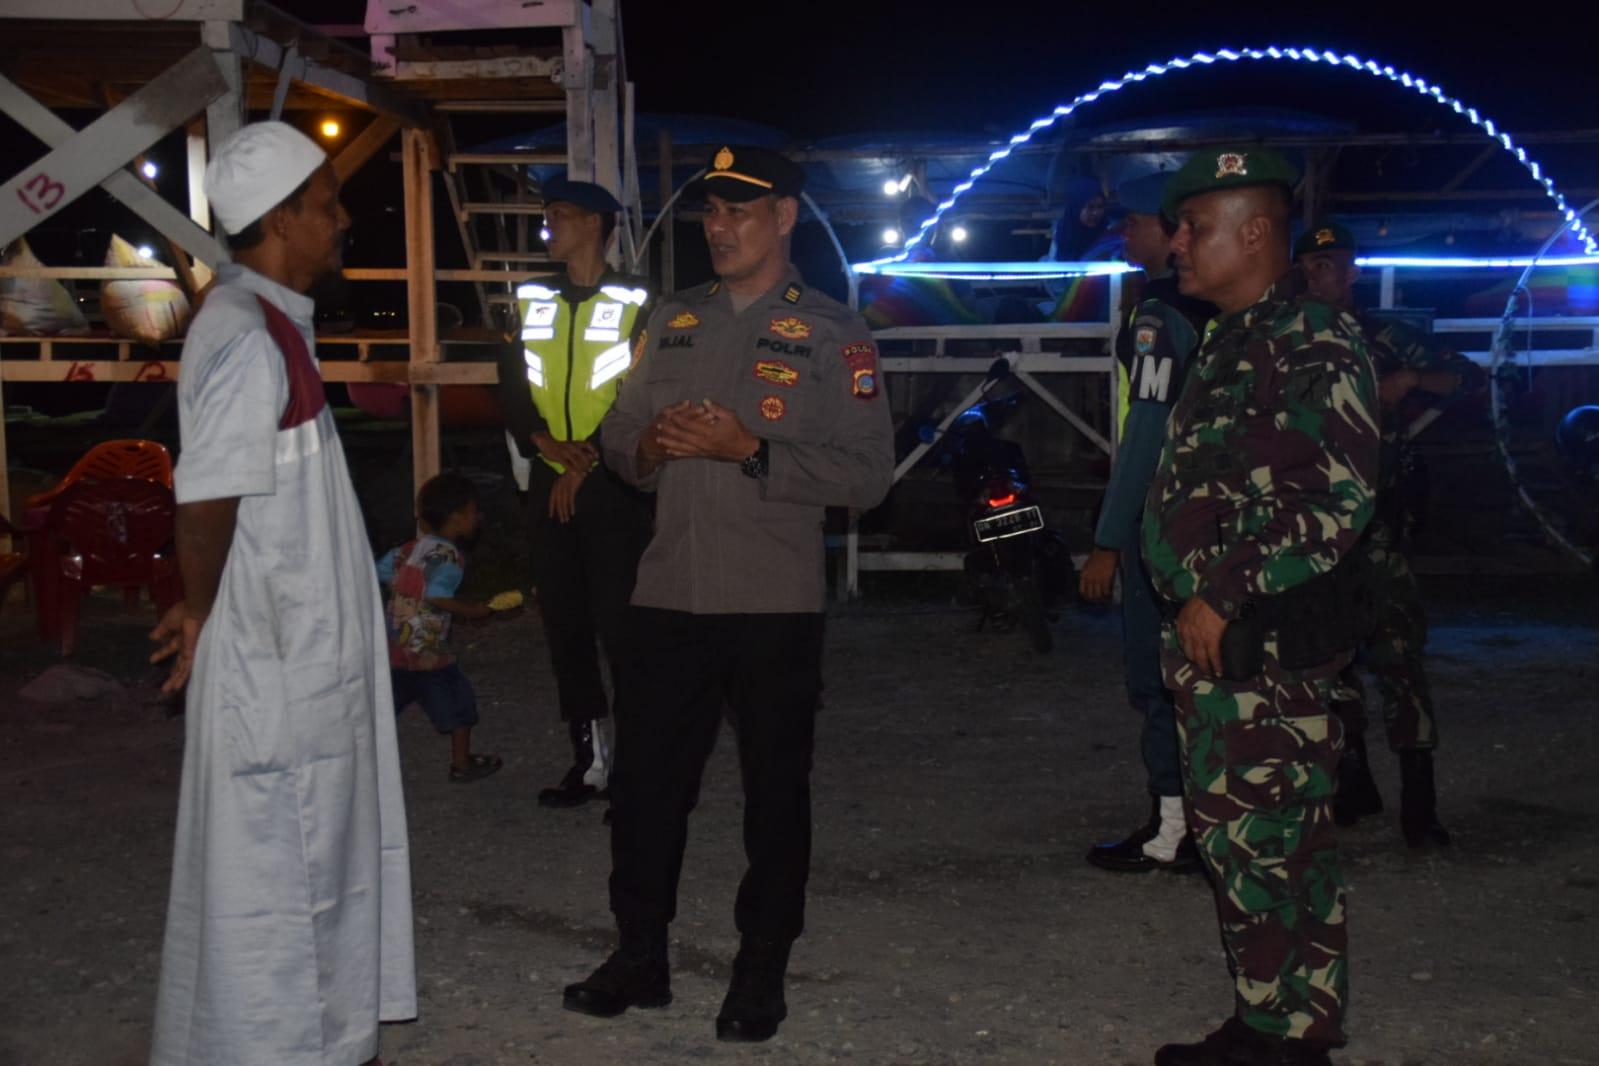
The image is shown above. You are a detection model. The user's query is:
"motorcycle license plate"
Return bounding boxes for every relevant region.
[974,504,1044,543]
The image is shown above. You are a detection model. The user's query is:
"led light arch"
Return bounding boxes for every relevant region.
[860,46,1597,273]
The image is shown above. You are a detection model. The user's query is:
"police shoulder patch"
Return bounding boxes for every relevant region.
[1134,324,1158,355]
[667,311,700,329]
[841,341,879,399]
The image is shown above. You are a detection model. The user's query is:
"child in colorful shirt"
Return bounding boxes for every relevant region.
[377,472,504,782]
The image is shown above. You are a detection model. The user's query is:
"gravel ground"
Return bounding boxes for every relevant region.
[0,575,1595,1066]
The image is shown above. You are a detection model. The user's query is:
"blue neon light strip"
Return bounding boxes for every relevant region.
[852,260,1136,279]
[863,46,1597,270]
[1356,255,1599,269]
[849,255,1599,280]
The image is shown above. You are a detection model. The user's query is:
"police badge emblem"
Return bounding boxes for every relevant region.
[1135,325,1157,354]
[1315,228,1336,246]
[1215,152,1248,179]
[714,146,735,171]
[769,316,812,340]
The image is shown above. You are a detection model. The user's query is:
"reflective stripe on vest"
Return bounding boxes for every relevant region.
[1116,360,1132,437]
[517,285,647,470]
[1115,305,1134,436]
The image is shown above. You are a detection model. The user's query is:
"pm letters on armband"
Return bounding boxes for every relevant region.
[1134,354,1175,403]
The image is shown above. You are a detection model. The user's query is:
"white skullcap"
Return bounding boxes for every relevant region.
[204,121,327,236]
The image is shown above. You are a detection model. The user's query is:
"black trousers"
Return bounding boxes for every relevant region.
[529,468,652,723]
[608,607,825,945]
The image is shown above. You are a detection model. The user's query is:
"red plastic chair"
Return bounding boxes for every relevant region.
[42,478,182,656]
[25,439,174,512]
[0,513,26,609]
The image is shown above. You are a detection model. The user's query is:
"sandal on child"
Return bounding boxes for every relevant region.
[449,753,503,784]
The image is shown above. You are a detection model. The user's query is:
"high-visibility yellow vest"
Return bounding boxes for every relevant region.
[1115,306,1135,435]
[516,280,649,471]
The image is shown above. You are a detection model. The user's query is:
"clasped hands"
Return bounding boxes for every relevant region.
[638,400,759,468]
[532,432,596,524]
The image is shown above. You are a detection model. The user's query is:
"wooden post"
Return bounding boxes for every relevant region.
[0,366,11,544]
[658,128,674,293]
[562,10,595,182]
[403,128,441,500]
[202,22,243,149]
[591,0,620,202]
[185,117,214,289]
[186,117,210,231]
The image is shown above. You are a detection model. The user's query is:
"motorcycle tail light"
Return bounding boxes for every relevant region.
[987,491,1017,508]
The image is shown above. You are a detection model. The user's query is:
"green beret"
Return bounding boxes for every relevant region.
[1294,219,1357,259]
[1161,146,1299,219]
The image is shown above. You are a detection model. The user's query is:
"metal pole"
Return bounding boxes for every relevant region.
[658,128,675,293]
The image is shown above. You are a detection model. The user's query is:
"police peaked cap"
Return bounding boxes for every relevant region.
[696,145,806,202]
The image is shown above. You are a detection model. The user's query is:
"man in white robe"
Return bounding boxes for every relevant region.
[148,121,415,1066]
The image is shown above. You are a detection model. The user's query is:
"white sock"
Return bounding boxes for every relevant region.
[1141,795,1188,863]
[584,720,612,789]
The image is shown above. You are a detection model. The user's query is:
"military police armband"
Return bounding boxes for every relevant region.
[1128,315,1178,404]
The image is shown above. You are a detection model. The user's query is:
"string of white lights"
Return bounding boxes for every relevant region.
[856,46,1598,274]
[1486,198,1599,568]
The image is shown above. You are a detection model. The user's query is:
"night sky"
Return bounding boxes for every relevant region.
[269,1,1599,138]
[614,1,1599,139]
[6,2,1598,311]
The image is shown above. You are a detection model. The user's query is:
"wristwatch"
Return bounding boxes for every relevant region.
[740,437,770,479]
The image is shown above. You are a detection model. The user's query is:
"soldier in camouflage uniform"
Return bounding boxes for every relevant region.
[1296,221,1486,847]
[1142,150,1380,1066]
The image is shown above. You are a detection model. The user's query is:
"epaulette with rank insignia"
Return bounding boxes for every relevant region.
[782,284,802,304]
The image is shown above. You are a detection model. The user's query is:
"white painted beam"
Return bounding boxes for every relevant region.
[0,72,228,266]
[0,0,243,19]
[0,48,227,246]
[227,23,429,126]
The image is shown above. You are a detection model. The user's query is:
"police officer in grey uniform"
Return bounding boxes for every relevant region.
[562,145,894,1043]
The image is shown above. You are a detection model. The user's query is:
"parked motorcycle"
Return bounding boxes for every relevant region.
[916,360,1074,652]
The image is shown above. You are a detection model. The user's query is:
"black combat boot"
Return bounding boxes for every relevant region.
[715,937,791,1043]
[1155,1018,1333,1065]
[1332,731,1383,827]
[1399,748,1451,848]
[562,923,672,1017]
[539,719,600,808]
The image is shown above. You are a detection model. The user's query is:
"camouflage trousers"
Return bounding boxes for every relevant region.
[1162,633,1349,1045]
[1330,533,1437,751]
